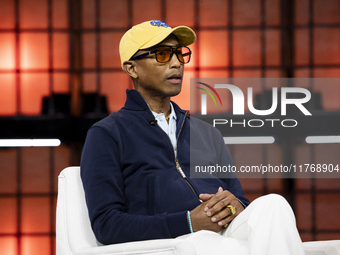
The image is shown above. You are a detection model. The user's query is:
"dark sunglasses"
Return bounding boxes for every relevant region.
[130,46,192,64]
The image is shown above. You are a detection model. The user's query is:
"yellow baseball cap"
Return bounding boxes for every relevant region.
[119,20,196,67]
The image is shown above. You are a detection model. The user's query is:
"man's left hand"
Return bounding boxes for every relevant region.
[199,187,244,227]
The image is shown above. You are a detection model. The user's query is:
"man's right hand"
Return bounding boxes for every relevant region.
[189,188,224,233]
[190,201,224,233]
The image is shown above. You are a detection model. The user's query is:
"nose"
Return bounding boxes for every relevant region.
[169,51,182,69]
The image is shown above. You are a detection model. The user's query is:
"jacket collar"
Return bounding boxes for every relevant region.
[122,89,188,116]
[122,89,149,111]
[122,89,190,133]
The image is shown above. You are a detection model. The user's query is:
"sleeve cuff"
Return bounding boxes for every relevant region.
[237,197,247,208]
[166,211,190,238]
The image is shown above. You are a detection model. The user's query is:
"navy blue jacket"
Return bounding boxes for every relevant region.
[81,89,249,245]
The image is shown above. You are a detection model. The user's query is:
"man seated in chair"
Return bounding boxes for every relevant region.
[80,20,305,255]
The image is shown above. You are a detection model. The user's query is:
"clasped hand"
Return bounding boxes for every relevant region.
[190,187,244,233]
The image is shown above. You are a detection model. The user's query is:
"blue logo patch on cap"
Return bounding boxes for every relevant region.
[150,20,170,28]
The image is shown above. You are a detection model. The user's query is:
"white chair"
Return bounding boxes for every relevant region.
[56,166,340,255]
[56,166,195,255]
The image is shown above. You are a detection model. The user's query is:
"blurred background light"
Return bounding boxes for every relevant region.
[0,139,61,147]
[224,136,275,144]
[306,136,340,144]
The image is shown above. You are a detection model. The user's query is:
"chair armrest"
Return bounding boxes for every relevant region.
[303,240,340,255]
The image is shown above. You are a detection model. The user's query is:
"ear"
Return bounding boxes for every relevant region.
[122,61,138,79]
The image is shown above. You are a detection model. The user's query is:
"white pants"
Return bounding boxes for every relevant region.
[177,194,305,255]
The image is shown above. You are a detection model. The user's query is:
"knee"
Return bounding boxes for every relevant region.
[264,193,288,204]
[253,193,292,212]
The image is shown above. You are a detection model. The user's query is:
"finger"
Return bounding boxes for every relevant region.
[203,187,224,211]
[199,193,213,202]
[204,189,230,212]
[205,191,233,215]
[210,206,231,223]
[207,196,231,216]
[217,215,234,227]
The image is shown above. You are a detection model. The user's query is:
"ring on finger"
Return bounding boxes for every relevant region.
[226,204,236,215]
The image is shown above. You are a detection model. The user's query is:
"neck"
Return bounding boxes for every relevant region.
[147,97,171,115]
[137,91,171,115]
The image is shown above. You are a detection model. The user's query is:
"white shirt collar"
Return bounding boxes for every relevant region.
[152,102,177,121]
